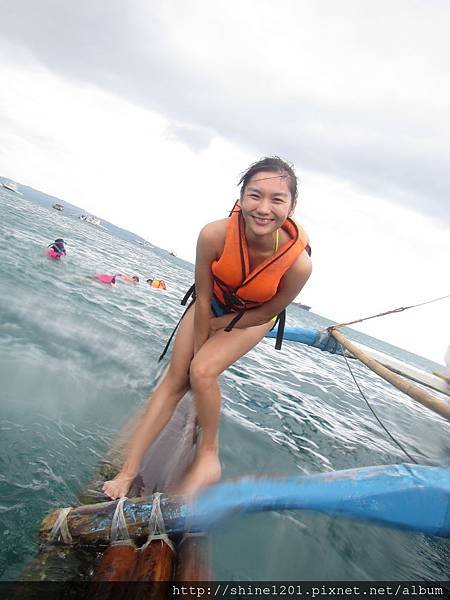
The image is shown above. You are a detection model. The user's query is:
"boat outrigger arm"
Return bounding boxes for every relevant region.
[266,325,450,405]
[41,464,450,545]
[266,326,345,354]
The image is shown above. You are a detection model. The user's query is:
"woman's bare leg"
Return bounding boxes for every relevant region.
[102,306,196,499]
[178,320,273,497]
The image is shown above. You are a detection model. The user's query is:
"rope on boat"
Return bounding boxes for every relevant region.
[330,328,450,422]
[142,492,175,553]
[49,507,73,544]
[110,497,131,544]
[311,330,343,354]
[340,347,419,464]
[328,293,450,330]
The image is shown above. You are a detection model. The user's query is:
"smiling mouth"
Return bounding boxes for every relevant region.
[252,216,273,224]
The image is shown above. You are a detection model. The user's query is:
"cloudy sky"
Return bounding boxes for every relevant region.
[1,0,449,363]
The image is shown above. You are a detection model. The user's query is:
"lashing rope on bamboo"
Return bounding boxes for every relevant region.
[47,493,176,549]
[49,507,73,544]
[143,492,175,553]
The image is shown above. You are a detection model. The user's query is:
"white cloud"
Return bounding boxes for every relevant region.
[1,1,449,220]
[0,58,251,257]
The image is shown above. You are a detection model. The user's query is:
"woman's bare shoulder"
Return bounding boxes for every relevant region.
[284,247,312,281]
[200,218,228,235]
[293,248,312,277]
[198,219,228,258]
[199,219,227,244]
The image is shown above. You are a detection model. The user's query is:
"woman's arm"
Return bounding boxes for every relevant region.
[194,221,225,353]
[210,251,312,332]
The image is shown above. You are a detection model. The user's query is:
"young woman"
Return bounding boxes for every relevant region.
[103,157,312,499]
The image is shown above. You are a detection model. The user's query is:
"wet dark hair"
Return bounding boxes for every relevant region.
[132,276,139,282]
[238,156,298,205]
[55,238,65,244]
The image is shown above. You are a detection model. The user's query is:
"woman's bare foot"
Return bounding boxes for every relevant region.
[102,472,136,500]
[177,449,221,498]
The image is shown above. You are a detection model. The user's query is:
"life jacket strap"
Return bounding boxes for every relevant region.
[181,284,196,305]
[273,309,286,350]
[213,276,260,312]
[158,297,195,361]
[223,307,285,350]
[228,199,240,217]
[224,310,245,332]
[160,285,287,361]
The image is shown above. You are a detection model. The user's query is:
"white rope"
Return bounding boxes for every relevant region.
[49,507,73,544]
[110,497,131,543]
[142,492,175,553]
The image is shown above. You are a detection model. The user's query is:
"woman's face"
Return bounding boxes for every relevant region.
[239,171,294,235]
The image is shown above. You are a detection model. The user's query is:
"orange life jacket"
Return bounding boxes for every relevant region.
[211,208,310,312]
[152,279,166,289]
[158,208,311,361]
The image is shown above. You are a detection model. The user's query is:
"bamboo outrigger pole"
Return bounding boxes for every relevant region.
[39,465,450,544]
[329,328,450,422]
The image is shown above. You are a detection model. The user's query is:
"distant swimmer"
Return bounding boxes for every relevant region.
[83,274,139,286]
[146,278,167,290]
[70,273,119,286]
[117,274,140,283]
[92,274,118,286]
[47,238,66,260]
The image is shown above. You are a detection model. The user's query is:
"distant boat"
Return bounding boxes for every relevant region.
[293,302,311,311]
[79,214,101,226]
[2,181,20,193]
[52,203,64,211]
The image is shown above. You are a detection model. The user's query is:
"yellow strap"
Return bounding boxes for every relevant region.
[274,229,280,252]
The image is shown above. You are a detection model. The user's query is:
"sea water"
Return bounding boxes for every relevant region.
[0,187,448,581]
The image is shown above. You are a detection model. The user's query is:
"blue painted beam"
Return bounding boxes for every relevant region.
[190,464,450,538]
[42,464,450,543]
[265,326,344,354]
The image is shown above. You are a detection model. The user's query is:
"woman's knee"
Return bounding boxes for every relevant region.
[189,358,217,389]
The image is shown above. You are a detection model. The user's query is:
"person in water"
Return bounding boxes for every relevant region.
[47,238,66,260]
[86,274,138,286]
[117,274,140,283]
[146,278,167,290]
[103,157,312,500]
[92,274,118,286]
